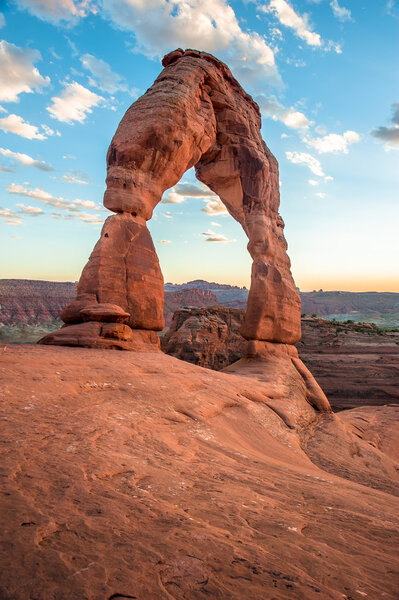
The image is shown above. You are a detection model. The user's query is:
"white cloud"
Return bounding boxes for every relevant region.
[0,147,54,171]
[16,203,44,215]
[308,179,318,186]
[210,221,222,227]
[201,229,234,242]
[162,181,217,204]
[102,0,281,87]
[315,192,326,198]
[0,114,47,140]
[41,124,60,137]
[330,0,352,22]
[304,130,360,154]
[0,207,23,226]
[201,197,228,215]
[162,190,186,204]
[80,53,130,94]
[75,212,104,224]
[0,40,50,103]
[47,81,103,124]
[265,0,321,46]
[7,183,98,212]
[256,94,311,129]
[286,151,325,176]
[60,173,89,184]
[162,211,173,219]
[159,239,171,243]
[15,0,97,23]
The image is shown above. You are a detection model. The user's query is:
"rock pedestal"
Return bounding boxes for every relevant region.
[39,48,329,410]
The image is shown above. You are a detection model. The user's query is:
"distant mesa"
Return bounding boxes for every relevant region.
[38,48,330,412]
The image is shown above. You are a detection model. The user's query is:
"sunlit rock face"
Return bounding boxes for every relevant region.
[40,48,301,351]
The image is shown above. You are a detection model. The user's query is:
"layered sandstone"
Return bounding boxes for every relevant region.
[41,48,301,352]
[162,307,399,410]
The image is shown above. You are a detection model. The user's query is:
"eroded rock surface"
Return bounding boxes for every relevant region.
[162,306,399,410]
[42,48,301,352]
[1,345,398,599]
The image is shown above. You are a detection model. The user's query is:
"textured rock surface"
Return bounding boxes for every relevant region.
[45,48,301,350]
[1,345,398,599]
[161,306,399,410]
[163,288,219,326]
[297,317,399,410]
[162,305,245,369]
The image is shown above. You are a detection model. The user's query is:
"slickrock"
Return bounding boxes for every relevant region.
[0,345,398,600]
[162,307,399,410]
[42,48,301,352]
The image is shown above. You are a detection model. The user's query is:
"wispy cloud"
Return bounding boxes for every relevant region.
[80,53,131,94]
[256,94,312,129]
[7,183,99,212]
[264,0,321,46]
[201,229,234,242]
[286,151,326,177]
[0,206,23,226]
[304,130,360,154]
[59,169,90,185]
[102,0,281,88]
[0,147,54,171]
[16,203,44,215]
[201,197,228,215]
[47,81,103,124]
[0,114,47,140]
[0,40,50,103]
[15,0,97,23]
[330,0,352,22]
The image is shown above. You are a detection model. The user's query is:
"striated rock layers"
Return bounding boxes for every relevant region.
[39,49,329,410]
[163,306,399,410]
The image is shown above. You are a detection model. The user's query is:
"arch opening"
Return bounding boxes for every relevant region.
[39,48,301,351]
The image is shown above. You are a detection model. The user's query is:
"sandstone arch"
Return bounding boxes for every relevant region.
[41,48,301,350]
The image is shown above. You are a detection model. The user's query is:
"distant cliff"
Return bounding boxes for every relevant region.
[162,307,399,411]
[0,279,78,326]
[1,279,398,328]
[0,279,218,327]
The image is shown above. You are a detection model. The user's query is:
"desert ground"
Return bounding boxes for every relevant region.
[1,344,398,599]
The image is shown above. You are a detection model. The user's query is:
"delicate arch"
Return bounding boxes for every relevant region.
[40,48,301,350]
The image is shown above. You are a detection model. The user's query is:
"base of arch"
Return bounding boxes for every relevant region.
[38,322,161,351]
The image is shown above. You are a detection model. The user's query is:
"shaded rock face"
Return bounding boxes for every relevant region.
[41,48,300,351]
[163,288,219,326]
[161,305,246,369]
[162,306,399,411]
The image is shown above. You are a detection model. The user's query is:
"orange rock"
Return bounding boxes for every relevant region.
[80,303,130,323]
[44,49,301,349]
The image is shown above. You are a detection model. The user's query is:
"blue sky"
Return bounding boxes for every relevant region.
[0,0,398,291]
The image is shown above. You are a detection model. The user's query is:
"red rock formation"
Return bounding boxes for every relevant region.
[161,305,245,369]
[39,49,329,411]
[163,288,219,326]
[162,306,399,410]
[41,48,300,350]
[1,345,398,599]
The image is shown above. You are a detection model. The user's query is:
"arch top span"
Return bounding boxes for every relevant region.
[40,48,301,351]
